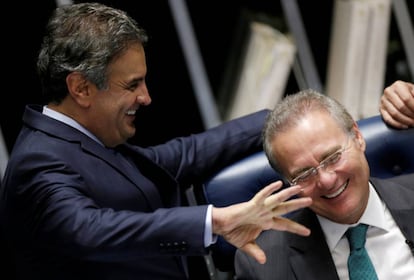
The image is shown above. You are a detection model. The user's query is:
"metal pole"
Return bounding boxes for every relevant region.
[168,0,222,128]
[0,127,8,180]
[281,0,323,91]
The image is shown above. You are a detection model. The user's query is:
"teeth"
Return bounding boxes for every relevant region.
[324,182,347,199]
[126,110,136,115]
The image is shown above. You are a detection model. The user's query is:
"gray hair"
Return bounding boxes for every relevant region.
[37,2,148,103]
[262,89,355,173]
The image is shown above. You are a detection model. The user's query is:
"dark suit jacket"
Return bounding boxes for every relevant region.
[0,105,267,280]
[234,175,414,280]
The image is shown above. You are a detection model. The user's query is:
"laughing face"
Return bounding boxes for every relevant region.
[85,43,151,147]
[272,111,371,224]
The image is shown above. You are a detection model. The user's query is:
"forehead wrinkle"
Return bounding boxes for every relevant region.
[273,120,347,178]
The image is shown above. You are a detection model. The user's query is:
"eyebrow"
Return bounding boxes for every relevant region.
[290,144,343,179]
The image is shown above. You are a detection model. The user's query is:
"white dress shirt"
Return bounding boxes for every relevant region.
[318,183,414,280]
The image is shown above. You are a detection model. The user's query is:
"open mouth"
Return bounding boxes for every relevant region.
[323,180,349,199]
[126,109,136,116]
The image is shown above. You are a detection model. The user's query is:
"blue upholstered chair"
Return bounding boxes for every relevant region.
[200,114,414,277]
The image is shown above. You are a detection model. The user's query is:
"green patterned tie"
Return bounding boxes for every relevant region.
[346,224,378,280]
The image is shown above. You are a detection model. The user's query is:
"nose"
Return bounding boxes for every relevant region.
[136,88,151,105]
[315,168,337,188]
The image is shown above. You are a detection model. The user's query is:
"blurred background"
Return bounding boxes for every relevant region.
[1,0,413,152]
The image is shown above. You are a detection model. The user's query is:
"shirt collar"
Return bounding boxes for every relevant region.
[42,105,105,147]
[317,182,387,251]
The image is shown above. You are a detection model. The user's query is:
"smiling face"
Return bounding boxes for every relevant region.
[57,42,152,148]
[89,43,151,147]
[272,111,371,224]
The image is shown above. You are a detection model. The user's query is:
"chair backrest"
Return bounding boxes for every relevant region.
[202,114,414,272]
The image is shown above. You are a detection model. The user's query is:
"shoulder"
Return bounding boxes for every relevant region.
[370,175,414,206]
[371,174,414,189]
[387,173,414,185]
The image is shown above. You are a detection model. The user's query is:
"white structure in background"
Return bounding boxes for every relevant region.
[225,22,296,120]
[326,0,392,119]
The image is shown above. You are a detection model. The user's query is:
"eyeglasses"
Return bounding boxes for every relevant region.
[289,136,352,188]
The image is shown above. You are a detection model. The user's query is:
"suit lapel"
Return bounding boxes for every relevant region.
[117,144,181,208]
[82,140,166,210]
[288,209,340,280]
[25,105,174,210]
[371,177,414,242]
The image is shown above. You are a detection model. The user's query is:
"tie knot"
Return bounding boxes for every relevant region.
[346,224,368,250]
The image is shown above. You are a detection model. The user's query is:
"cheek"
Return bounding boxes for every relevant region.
[348,152,370,176]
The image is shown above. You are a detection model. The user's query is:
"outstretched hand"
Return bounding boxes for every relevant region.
[211,181,312,264]
[380,80,414,129]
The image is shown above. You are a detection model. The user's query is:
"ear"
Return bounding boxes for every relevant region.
[351,122,366,151]
[66,72,93,108]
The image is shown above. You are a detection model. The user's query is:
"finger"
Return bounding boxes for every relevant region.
[380,98,413,128]
[272,196,312,216]
[381,112,409,129]
[265,185,307,206]
[252,181,284,204]
[379,109,408,129]
[271,216,311,236]
[240,242,267,264]
[409,83,414,96]
[382,83,414,123]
